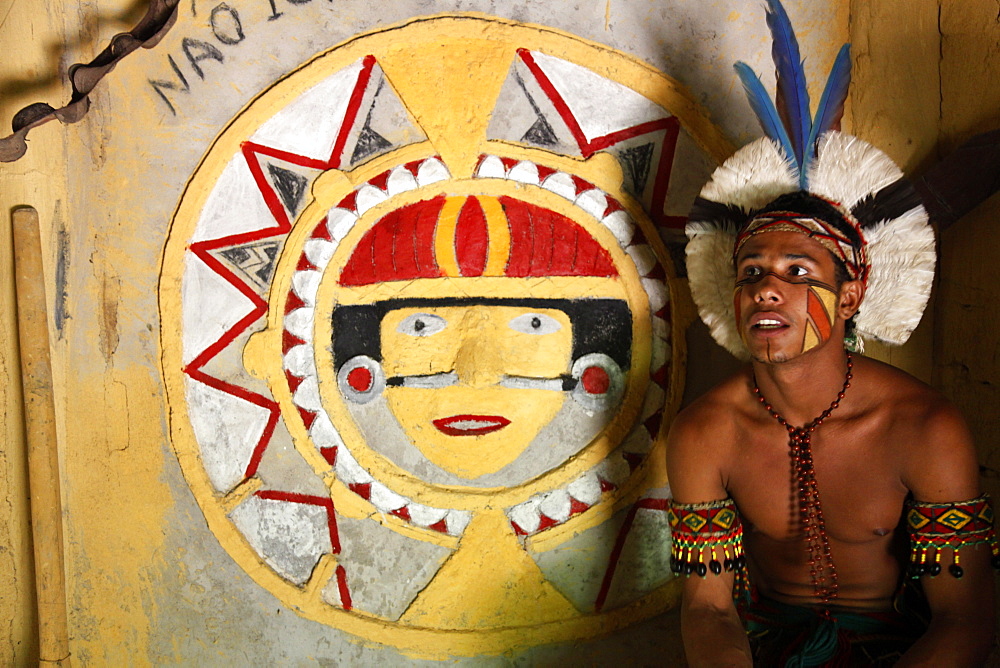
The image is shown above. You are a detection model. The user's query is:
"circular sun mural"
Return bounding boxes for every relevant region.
[160,15,727,657]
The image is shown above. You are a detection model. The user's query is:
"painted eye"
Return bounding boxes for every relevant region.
[396,313,446,337]
[508,313,562,335]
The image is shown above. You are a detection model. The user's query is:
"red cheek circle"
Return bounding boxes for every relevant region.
[581,366,610,395]
[347,367,374,392]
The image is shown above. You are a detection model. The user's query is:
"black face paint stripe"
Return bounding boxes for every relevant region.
[735,271,837,293]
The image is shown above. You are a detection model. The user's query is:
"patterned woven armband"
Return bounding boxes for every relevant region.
[668,498,746,577]
[906,494,1000,579]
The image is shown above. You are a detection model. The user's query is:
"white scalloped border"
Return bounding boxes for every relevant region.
[281,155,671,538]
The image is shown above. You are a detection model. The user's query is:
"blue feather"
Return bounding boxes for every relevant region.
[734,61,797,169]
[801,44,852,188]
[808,44,852,146]
[765,0,811,168]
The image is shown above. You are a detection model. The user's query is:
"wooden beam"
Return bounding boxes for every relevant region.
[13,206,70,667]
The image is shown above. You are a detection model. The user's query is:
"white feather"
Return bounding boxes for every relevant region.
[684,226,748,358]
[854,208,935,344]
[808,132,903,209]
[699,138,798,210]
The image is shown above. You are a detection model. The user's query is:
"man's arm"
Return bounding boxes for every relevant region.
[666,406,753,667]
[898,402,996,667]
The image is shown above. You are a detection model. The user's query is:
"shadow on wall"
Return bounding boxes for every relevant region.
[0,0,150,101]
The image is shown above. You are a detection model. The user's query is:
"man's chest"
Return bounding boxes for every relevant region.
[723,427,910,544]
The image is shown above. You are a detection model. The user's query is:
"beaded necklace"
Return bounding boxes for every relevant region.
[752,352,853,605]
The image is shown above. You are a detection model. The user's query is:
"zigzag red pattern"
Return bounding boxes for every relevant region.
[183,55,378,483]
[515,49,682,229]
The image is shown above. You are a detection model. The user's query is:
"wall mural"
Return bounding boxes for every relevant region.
[159,15,729,657]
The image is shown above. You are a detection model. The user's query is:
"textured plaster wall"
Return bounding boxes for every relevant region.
[851,0,1000,493]
[932,3,1000,506]
[6,0,999,665]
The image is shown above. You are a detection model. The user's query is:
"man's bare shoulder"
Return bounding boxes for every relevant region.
[854,355,978,498]
[671,368,753,439]
[854,355,962,425]
[665,368,753,501]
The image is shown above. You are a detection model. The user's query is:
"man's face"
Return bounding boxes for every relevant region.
[379,304,573,478]
[733,231,846,364]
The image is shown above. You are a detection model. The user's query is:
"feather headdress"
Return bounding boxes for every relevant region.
[686,0,934,358]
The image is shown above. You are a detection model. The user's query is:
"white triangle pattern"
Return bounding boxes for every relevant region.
[191,155,278,244]
[181,253,255,366]
[249,58,367,161]
[527,51,671,142]
[185,377,271,494]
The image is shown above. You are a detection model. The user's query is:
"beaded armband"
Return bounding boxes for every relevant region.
[906,494,1000,579]
[668,498,746,578]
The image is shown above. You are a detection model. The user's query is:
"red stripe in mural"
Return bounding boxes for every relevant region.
[636,497,669,511]
[649,117,681,229]
[517,49,679,168]
[249,489,352,608]
[184,58,384,486]
[184,359,279,481]
[592,497,671,612]
[339,196,447,285]
[336,565,353,610]
[516,49,590,155]
[372,208,400,284]
[241,141,330,172]
[499,196,618,277]
[455,196,489,276]
[588,117,675,153]
[517,49,685,227]
[328,54,378,168]
[255,490,341,554]
[502,196,532,277]
[391,196,421,279]
[550,215,578,274]
[187,121,332,476]
[185,142,297,481]
[414,195,443,275]
[594,503,639,612]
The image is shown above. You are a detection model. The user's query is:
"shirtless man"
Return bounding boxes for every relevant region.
[666,3,996,663]
[668,223,995,664]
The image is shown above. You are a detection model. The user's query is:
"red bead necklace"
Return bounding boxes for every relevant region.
[752,352,853,605]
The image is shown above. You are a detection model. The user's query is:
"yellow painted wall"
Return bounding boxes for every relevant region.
[933,2,1000,496]
[850,0,1000,481]
[0,0,72,662]
[848,0,940,381]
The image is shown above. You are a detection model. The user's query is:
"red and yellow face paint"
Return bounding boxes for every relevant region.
[802,282,837,352]
[734,273,839,358]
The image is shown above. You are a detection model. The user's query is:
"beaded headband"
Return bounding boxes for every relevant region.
[685,0,935,359]
[733,211,869,285]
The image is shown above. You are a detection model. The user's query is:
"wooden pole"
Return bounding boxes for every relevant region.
[13,206,71,666]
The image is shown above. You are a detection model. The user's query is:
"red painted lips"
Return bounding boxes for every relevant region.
[432,415,511,436]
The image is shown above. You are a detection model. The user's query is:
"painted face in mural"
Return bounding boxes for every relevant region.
[332,194,631,479]
[379,304,572,476]
[165,19,693,647]
[733,231,842,364]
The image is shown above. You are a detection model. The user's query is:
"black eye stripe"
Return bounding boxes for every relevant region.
[735,271,837,292]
